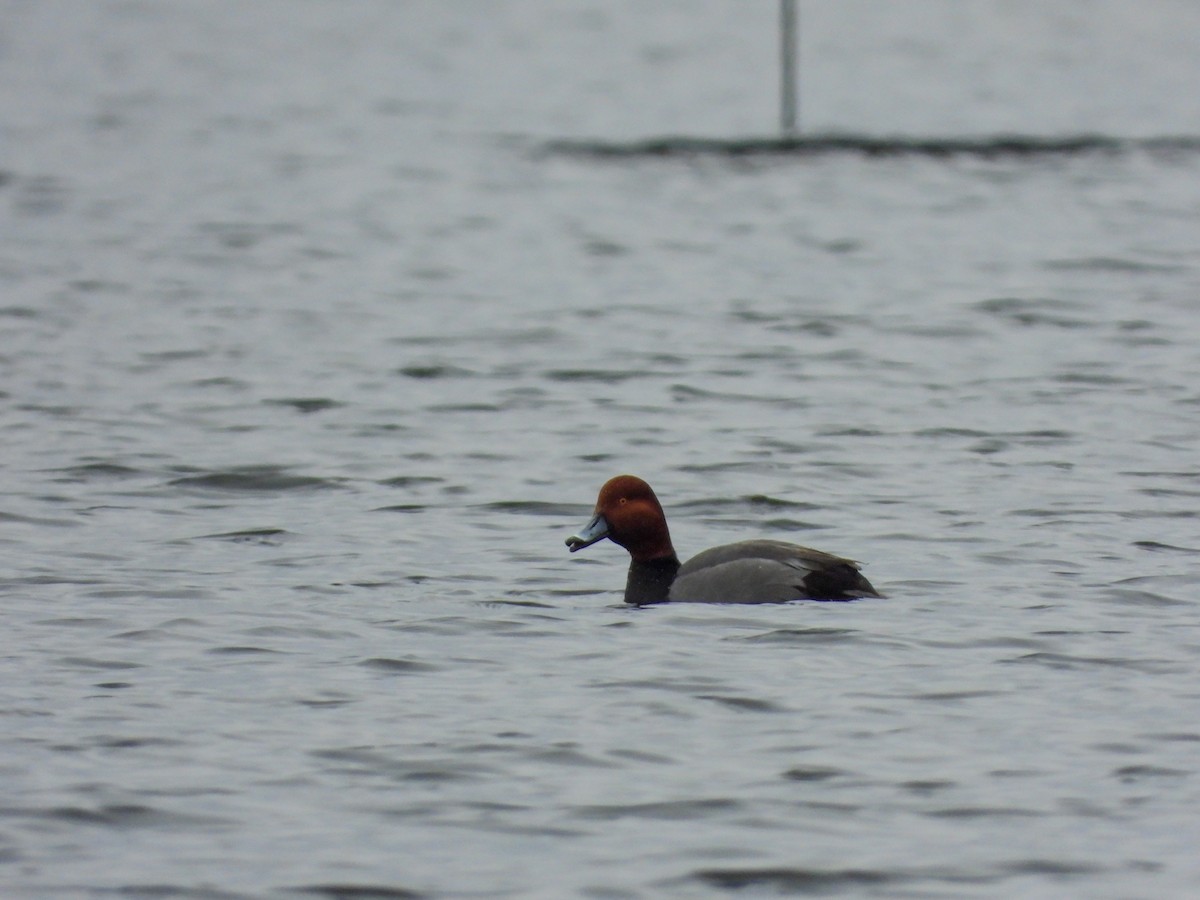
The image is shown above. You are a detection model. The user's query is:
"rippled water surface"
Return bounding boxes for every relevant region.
[3,2,1200,897]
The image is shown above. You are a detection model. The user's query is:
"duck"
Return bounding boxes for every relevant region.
[565,474,881,605]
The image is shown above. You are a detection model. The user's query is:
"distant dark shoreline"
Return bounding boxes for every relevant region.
[543,133,1200,160]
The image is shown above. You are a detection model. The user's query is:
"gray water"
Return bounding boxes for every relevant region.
[3,2,1200,897]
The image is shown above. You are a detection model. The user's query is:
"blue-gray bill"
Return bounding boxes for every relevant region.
[565,513,609,552]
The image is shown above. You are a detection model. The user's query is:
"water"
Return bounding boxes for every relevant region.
[3,1,1200,896]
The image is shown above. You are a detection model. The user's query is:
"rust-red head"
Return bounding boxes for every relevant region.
[565,474,676,562]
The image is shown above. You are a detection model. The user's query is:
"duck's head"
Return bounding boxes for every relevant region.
[565,474,676,562]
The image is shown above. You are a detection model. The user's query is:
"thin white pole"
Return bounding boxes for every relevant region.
[780,0,798,135]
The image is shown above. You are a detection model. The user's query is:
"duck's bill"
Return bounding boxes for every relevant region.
[565,513,609,552]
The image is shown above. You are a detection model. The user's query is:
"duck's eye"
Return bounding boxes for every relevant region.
[619,497,627,505]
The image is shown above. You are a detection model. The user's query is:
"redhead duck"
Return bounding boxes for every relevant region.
[565,475,881,605]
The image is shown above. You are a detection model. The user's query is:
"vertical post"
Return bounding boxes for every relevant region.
[780,0,798,135]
